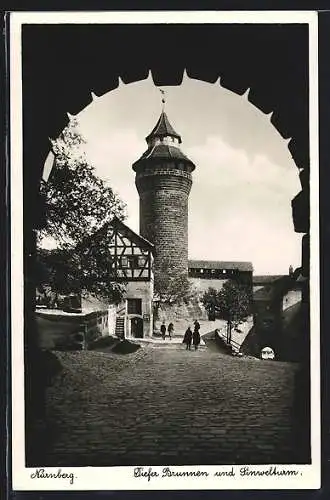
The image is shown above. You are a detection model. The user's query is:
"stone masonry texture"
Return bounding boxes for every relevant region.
[34,344,310,467]
[136,167,192,282]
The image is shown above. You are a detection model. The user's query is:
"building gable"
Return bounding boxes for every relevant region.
[106,218,154,282]
[79,217,154,282]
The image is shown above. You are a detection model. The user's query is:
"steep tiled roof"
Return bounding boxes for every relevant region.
[146,111,181,143]
[110,217,155,250]
[77,216,154,252]
[188,260,253,272]
[136,144,193,163]
[133,144,196,171]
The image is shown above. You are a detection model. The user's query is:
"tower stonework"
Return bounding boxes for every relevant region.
[132,110,196,284]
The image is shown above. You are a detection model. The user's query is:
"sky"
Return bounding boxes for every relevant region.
[44,73,302,275]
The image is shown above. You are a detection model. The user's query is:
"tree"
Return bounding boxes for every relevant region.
[154,273,195,305]
[35,248,80,307]
[37,118,127,304]
[152,260,197,324]
[39,118,126,246]
[202,281,252,343]
[200,287,218,320]
[36,245,126,308]
[153,259,196,305]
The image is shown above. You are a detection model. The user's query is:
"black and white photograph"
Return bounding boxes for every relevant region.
[10,11,320,490]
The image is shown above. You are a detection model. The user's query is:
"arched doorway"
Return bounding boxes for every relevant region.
[130,316,143,339]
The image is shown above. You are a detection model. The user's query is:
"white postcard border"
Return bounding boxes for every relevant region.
[10,10,320,491]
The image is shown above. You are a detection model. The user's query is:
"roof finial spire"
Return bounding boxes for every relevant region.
[159,88,166,110]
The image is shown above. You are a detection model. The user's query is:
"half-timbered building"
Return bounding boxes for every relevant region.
[82,217,154,339]
[110,217,154,339]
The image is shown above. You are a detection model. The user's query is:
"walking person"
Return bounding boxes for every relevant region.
[168,322,174,340]
[193,320,201,350]
[192,328,201,350]
[183,326,192,350]
[160,322,166,340]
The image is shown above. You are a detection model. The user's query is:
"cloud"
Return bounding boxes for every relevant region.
[75,79,302,274]
[186,136,301,273]
[82,129,301,274]
[82,127,144,232]
[187,136,299,194]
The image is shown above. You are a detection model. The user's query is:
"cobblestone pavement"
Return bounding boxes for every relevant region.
[41,345,306,466]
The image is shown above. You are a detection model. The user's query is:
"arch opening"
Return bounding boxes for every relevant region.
[42,75,303,276]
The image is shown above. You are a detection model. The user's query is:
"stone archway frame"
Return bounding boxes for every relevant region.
[20,22,312,469]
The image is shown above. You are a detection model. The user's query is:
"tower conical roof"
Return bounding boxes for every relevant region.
[133,108,196,172]
[146,111,182,144]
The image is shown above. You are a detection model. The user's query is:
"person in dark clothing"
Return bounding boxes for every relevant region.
[192,329,201,350]
[193,320,200,332]
[183,326,193,350]
[160,322,166,340]
[193,320,201,350]
[168,322,174,340]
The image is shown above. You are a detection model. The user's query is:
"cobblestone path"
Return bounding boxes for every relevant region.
[42,345,304,466]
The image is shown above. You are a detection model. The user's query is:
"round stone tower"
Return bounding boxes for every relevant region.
[132,107,196,285]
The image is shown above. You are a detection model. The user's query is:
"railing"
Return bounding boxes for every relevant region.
[215,328,241,354]
[117,305,126,316]
[230,338,241,352]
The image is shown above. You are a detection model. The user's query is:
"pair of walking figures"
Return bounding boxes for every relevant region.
[183,320,201,350]
[160,322,174,340]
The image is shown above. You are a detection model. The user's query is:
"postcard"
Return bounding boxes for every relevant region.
[9,10,320,491]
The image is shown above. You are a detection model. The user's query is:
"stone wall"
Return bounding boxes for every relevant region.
[81,295,117,336]
[189,277,228,296]
[36,308,113,350]
[81,294,108,311]
[154,299,208,336]
[154,277,255,336]
[136,168,192,281]
[282,289,302,311]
